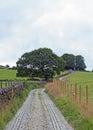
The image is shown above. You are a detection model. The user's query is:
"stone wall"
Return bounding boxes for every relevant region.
[0,84,24,108]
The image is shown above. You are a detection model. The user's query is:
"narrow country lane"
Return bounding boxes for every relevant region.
[4,88,74,130]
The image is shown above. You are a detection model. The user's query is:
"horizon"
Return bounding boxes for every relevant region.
[0,48,91,71]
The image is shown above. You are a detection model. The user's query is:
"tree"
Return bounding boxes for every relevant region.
[62,53,75,70]
[59,56,66,71]
[75,55,86,70]
[62,54,86,71]
[6,65,10,69]
[16,48,65,80]
[11,66,17,70]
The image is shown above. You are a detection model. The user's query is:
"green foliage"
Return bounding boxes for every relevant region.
[16,48,65,80]
[75,55,86,70]
[62,53,86,70]
[62,53,75,70]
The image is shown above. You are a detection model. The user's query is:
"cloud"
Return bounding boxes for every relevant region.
[0,0,93,70]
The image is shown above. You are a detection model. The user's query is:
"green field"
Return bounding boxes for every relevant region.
[68,71,93,104]
[68,71,93,87]
[0,69,27,80]
[0,69,17,79]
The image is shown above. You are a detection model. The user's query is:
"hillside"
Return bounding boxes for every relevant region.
[68,71,93,88]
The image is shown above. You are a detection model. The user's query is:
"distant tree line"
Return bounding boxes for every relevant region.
[62,54,86,71]
[0,65,9,69]
[16,48,86,80]
[0,65,17,70]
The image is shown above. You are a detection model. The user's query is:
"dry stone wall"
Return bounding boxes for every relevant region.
[0,84,24,108]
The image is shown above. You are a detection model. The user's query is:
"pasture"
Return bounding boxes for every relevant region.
[68,71,93,105]
[68,71,93,87]
[0,69,27,88]
[0,69,27,80]
[0,69,17,79]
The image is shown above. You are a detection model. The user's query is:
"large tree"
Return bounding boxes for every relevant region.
[75,55,86,70]
[62,53,75,70]
[16,48,65,80]
[62,54,86,71]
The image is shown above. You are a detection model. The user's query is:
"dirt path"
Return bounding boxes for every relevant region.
[4,88,74,130]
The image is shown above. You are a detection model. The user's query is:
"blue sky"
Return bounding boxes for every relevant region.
[0,0,93,70]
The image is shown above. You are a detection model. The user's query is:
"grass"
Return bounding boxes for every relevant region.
[55,98,93,130]
[0,68,28,88]
[0,83,44,130]
[46,71,93,130]
[46,87,93,130]
[0,69,17,79]
[68,71,93,105]
[68,71,93,87]
[0,69,27,80]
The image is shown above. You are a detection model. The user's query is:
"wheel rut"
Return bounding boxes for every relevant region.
[4,88,74,130]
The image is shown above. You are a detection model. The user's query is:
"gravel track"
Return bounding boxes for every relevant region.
[4,88,74,130]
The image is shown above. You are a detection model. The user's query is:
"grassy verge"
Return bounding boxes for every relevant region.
[0,83,44,130]
[54,98,93,130]
[46,87,93,130]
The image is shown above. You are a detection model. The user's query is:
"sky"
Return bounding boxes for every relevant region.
[0,0,93,70]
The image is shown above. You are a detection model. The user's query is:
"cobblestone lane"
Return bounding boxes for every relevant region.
[5,89,74,130]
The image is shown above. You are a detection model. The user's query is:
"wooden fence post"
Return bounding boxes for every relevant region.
[70,84,72,101]
[5,81,7,87]
[65,81,67,96]
[79,85,81,104]
[1,81,2,88]
[67,84,69,96]
[74,83,77,102]
[86,85,88,105]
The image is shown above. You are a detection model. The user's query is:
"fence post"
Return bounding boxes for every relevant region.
[86,85,88,105]
[70,84,72,101]
[12,88,14,98]
[67,84,69,97]
[5,81,7,87]
[74,83,77,102]
[65,81,67,96]
[1,81,2,88]
[79,85,81,104]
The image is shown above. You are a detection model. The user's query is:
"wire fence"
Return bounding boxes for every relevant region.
[0,79,25,88]
[46,79,93,116]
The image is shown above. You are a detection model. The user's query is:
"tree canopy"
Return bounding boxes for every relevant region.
[16,48,65,80]
[62,53,86,70]
[62,54,75,70]
[16,48,87,80]
[75,55,86,70]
